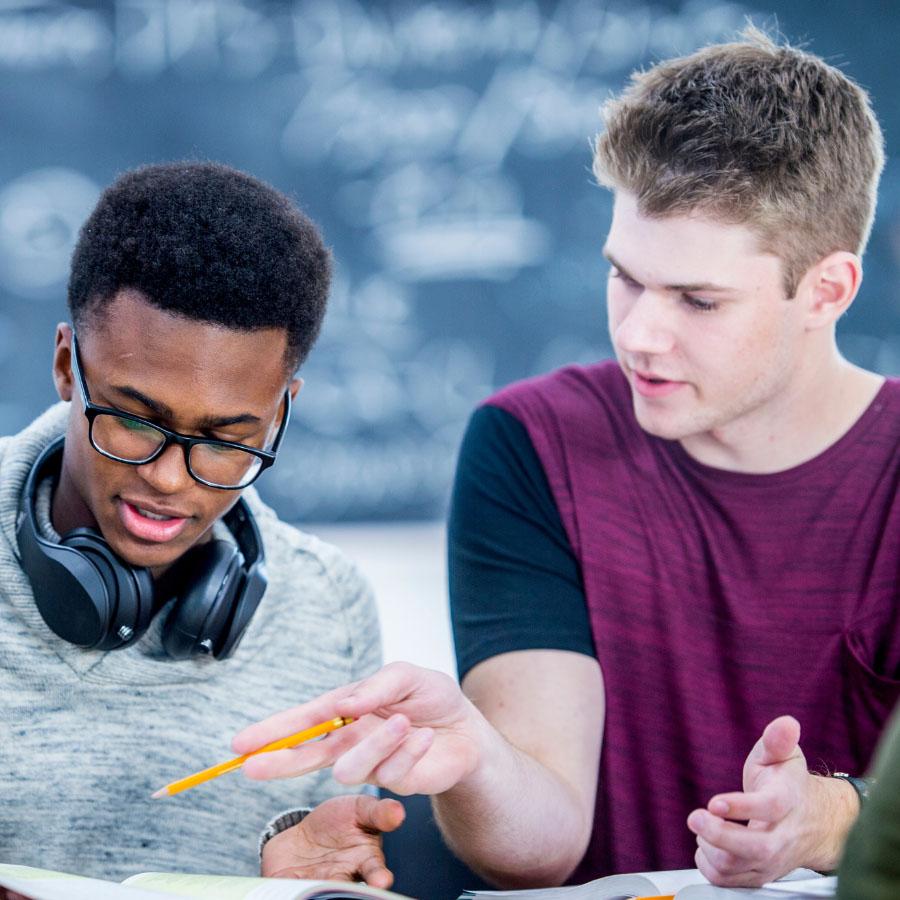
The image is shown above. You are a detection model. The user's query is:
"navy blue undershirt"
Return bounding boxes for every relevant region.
[448,403,596,681]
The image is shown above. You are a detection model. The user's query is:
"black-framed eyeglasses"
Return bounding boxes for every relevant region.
[70,332,291,490]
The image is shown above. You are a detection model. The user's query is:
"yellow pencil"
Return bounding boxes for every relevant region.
[151,716,354,798]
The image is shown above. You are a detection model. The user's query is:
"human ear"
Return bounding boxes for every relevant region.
[799,251,862,330]
[289,377,303,400]
[52,323,75,402]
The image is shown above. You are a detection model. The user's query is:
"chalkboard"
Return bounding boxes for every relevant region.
[1,0,897,521]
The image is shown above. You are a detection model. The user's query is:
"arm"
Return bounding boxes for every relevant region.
[440,402,606,885]
[838,708,900,899]
[687,715,860,886]
[234,405,604,887]
[256,529,391,884]
[436,649,604,887]
[234,655,603,889]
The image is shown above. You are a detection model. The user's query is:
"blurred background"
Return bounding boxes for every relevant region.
[1,0,898,675]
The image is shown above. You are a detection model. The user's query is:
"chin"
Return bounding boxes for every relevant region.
[632,407,693,441]
[107,532,191,572]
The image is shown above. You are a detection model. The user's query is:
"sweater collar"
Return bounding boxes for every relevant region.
[0,402,231,683]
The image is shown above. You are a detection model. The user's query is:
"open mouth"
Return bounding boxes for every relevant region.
[118,500,191,543]
[135,506,176,521]
[632,370,685,398]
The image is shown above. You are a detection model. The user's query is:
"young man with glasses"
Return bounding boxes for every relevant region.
[0,162,403,888]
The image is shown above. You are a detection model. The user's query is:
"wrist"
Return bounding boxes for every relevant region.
[258,807,310,866]
[449,698,509,797]
[803,773,859,872]
[831,772,870,806]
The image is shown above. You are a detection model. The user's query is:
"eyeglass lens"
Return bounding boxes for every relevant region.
[90,413,263,487]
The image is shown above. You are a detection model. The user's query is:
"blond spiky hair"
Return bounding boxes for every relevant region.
[593,25,885,295]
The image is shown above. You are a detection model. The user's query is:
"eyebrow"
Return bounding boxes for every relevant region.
[110,385,262,429]
[603,250,738,294]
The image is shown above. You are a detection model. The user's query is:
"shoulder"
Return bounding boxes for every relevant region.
[234,491,380,677]
[856,376,900,456]
[875,376,900,418]
[0,403,70,549]
[487,360,630,421]
[0,403,69,471]
[240,489,372,613]
[480,360,641,464]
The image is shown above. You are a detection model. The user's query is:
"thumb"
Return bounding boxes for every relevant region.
[755,715,802,767]
[355,795,407,834]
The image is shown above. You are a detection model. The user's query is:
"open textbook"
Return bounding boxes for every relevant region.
[457,868,836,899]
[0,864,415,900]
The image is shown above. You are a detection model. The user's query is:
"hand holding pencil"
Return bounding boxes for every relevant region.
[153,715,354,798]
[153,710,409,889]
[230,661,485,796]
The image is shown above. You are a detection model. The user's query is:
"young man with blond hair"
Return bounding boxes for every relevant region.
[231,31,899,889]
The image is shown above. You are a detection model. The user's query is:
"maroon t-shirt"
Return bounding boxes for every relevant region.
[461,361,900,878]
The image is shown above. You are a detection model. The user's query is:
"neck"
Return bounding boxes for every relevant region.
[50,464,96,538]
[679,350,884,474]
[50,459,201,581]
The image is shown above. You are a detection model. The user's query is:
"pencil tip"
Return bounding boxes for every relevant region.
[150,788,167,799]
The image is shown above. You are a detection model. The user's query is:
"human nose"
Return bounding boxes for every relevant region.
[136,441,194,494]
[611,291,676,356]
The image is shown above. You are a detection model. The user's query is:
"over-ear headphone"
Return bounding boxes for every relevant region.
[16,436,268,660]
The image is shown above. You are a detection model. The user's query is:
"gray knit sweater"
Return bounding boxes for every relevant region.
[0,403,382,880]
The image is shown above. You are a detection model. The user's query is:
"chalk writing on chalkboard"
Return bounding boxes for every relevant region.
[0,0,897,520]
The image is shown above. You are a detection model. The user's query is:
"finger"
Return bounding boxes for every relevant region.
[694,844,729,886]
[358,854,394,890]
[232,680,362,754]
[689,810,777,863]
[333,714,412,785]
[242,717,377,780]
[754,716,801,767]
[373,728,435,788]
[334,662,427,720]
[708,789,790,823]
[695,843,763,889]
[354,795,407,834]
[695,835,744,876]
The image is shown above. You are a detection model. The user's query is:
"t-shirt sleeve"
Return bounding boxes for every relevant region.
[449,403,595,681]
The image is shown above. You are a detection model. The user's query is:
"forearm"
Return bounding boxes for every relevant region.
[805,774,861,872]
[432,707,594,888]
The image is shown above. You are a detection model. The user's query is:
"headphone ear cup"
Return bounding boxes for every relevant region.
[215,556,267,660]
[15,435,157,652]
[20,527,113,648]
[162,540,242,660]
[62,529,155,650]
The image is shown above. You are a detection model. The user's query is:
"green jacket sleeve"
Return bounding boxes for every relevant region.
[837,707,900,899]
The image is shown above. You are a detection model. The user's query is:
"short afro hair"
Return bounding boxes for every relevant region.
[68,161,331,371]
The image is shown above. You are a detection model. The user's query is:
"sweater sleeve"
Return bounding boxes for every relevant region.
[254,539,381,865]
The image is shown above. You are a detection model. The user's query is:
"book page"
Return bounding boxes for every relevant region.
[759,876,836,897]
[457,868,834,900]
[0,864,174,900]
[124,871,412,900]
[458,872,658,899]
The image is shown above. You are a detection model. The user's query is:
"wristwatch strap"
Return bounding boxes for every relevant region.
[832,772,871,806]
